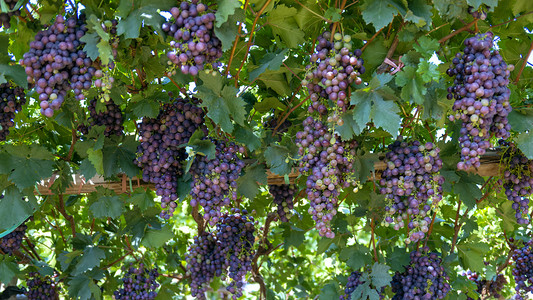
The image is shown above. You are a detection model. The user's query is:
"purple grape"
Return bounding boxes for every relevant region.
[114,263,159,300]
[0,214,27,255]
[0,82,26,141]
[25,272,60,300]
[77,98,124,137]
[512,239,533,299]
[463,270,506,299]
[268,184,296,222]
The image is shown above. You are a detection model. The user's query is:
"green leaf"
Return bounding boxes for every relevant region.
[249,49,288,82]
[324,7,342,22]
[237,163,268,200]
[457,242,490,272]
[395,65,426,104]
[141,226,174,248]
[508,109,533,133]
[413,36,440,59]
[319,282,340,300]
[131,98,160,119]
[417,60,440,83]
[405,0,433,29]
[87,149,104,175]
[369,263,392,289]
[130,187,156,211]
[234,125,261,152]
[497,201,518,232]
[214,8,245,51]
[102,136,140,178]
[266,5,306,48]
[215,0,241,27]
[117,10,142,39]
[264,145,292,175]
[433,0,468,19]
[89,195,124,219]
[0,257,19,284]
[362,0,399,30]
[188,130,216,160]
[68,275,97,300]
[371,96,401,138]
[336,110,362,141]
[513,0,533,22]
[0,64,27,88]
[0,186,37,231]
[466,0,498,11]
[282,225,305,248]
[351,91,373,129]
[454,172,483,209]
[73,246,106,275]
[386,247,411,272]
[516,131,533,159]
[339,244,371,270]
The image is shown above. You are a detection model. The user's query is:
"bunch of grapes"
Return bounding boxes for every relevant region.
[189,140,245,225]
[216,209,256,298]
[25,272,60,300]
[498,141,533,225]
[447,32,512,171]
[339,271,384,300]
[379,139,444,244]
[0,221,27,255]
[20,14,107,117]
[0,82,26,141]
[391,247,451,299]
[513,239,533,299]
[135,98,206,219]
[162,0,222,75]
[302,31,365,117]
[114,263,159,300]
[464,271,507,299]
[295,116,357,238]
[78,98,124,137]
[185,232,224,299]
[268,184,296,222]
[0,0,22,29]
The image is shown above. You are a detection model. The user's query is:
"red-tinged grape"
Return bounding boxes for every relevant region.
[114,263,159,300]
[304,31,365,116]
[379,138,444,244]
[25,272,60,300]
[163,0,222,75]
[189,140,245,226]
[77,98,124,137]
[463,271,507,299]
[135,96,206,219]
[512,239,533,299]
[295,116,358,238]
[447,32,512,170]
[391,247,451,299]
[268,184,296,222]
[498,140,533,225]
[0,82,26,141]
[0,213,27,255]
[0,0,22,29]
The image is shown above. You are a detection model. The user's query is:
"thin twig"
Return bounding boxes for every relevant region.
[438,19,478,44]
[225,0,250,76]
[370,218,378,262]
[57,194,76,238]
[65,128,78,162]
[293,0,332,23]
[491,11,533,28]
[514,39,533,84]
[450,200,462,254]
[361,27,384,52]
[271,95,310,135]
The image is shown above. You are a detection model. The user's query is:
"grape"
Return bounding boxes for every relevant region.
[463,270,507,299]
[0,82,26,141]
[391,247,451,299]
[216,209,256,299]
[512,239,533,299]
[185,231,224,299]
[163,0,222,75]
[20,14,110,116]
[268,184,296,222]
[25,272,60,300]
[295,116,358,238]
[379,138,444,244]
[498,140,533,225]
[339,271,384,300]
[447,32,512,170]
[135,97,206,219]
[77,98,124,137]
[186,209,255,299]
[0,215,27,255]
[189,140,245,226]
[114,263,159,300]
[0,0,22,29]
[304,31,365,116]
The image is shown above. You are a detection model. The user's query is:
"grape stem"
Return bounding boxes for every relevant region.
[43,216,67,245]
[272,94,310,136]
[234,0,274,87]
[513,39,533,84]
[328,0,348,42]
[491,10,533,28]
[57,194,76,238]
[65,128,77,162]
[293,0,332,23]
[361,27,384,52]
[449,200,463,254]
[192,205,206,235]
[370,218,378,262]
[23,236,42,261]
[225,0,250,76]
[438,19,478,44]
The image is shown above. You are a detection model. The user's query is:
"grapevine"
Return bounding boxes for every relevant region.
[0,82,25,141]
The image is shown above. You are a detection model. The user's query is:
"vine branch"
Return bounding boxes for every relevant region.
[438,19,478,44]
[57,194,76,238]
[513,38,533,84]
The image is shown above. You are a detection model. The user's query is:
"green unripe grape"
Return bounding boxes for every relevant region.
[334,32,342,41]
[343,35,351,43]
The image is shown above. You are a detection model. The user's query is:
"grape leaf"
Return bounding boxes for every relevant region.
[339,244,371,270]
[362,0,399,30]
[282,224,305,249]
[130,187,156,211]
[417,60,440,83]
[249,49,289,82]
[89,195,124,219]
[336,110,362,140]
[234,125,261,152]
[454,172,483,209]
[395,65,426,104]
[369,263,392,289]
[68,275,98,300]
[73,246,106,275]
[371,96,401,138]
[267,5,306,48]
[214,8,245,51]
[0,257,20,284]
[467,0,498,11]
[0,64,27,88]
[433,0,468,19]
[457,242,490,272]
[215,0,241,27]
[117,10,142,39]
[102,136,140,178]
[141,226,174,248]
[264,145,292,175]
[413,36,440,59]
[513,0,533,22]
[516,131,533,159]
[319,282,340,300]
[237,163,267,200]
[508,108,533,133]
